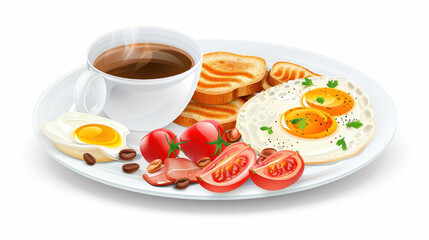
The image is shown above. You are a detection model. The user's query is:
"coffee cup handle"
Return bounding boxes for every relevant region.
[73,71,107,115]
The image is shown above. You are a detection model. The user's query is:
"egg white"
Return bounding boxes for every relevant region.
[236,77,376,164]
[42,112,130,162]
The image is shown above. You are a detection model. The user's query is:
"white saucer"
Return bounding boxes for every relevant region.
[33,40,397,200]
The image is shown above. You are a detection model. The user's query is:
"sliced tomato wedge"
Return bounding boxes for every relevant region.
[197,142,256,193]
[164,158,202,183]
[143,165,173,186]
[250,150,304,191]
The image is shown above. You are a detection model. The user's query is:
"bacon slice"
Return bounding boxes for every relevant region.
[142,166,173,186]
[165,158,203,183]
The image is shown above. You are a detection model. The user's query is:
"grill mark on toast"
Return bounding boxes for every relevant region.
[276,68,309,81]
[199,71,245,84]
[197,81,231,88]
[182,101,242,119]
[185,107,236,119]
[202,63,255,78]
[271,62,320,82]
[188,102,238,113]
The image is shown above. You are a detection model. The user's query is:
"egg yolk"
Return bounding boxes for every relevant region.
[280,107,337,139]
[74,124,122,147]
[301,88,354,116]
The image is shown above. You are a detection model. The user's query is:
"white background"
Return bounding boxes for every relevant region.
[1,0,428,238]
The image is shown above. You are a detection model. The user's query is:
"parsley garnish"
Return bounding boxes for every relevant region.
[291,118,302,124]
[260,126,273,135]
[316,96,325,104]
[336,137,347,151]
[327,80,339,88]
[346,120,363,129]
[302,77,313,86]
[292,117,307,130]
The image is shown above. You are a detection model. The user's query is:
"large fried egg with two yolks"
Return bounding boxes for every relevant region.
[236,76,376,164]
[42,112,131,162]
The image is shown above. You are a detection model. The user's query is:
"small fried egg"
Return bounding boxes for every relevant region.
[42,112,130,162]
[236,77,376,164]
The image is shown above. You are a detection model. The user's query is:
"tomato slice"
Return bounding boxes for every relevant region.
[197,142,256,193]
[164,158,202,183]
[143,165,173,186]
[250,150,304,191]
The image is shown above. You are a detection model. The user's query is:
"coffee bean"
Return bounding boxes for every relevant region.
[122,163,140,173]
[197,157,211,168]
[260,148,277,158]
[119,149,137,160]
[147,159,162,173]
[83,153,96,165]
[226,128,241,142]
[175,177,190,189]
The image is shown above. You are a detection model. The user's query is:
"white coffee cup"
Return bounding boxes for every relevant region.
[73,26,203,131]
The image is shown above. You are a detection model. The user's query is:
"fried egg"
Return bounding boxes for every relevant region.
[42,112,130,162]
[236,76,376,164]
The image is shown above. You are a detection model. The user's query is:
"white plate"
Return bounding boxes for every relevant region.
[33,40,397,200]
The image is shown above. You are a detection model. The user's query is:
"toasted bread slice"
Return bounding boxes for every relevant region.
[192,52,266,105]
[174,98,246,130]
[262,77,273,90]
[242,93,257,101]
[242,71,270,100]
[267,62,320,86]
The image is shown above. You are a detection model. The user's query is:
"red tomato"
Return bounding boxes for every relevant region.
[250,150,304,191]
[197,142,256,193]
[180,120,229,164]
[139,128,186,163]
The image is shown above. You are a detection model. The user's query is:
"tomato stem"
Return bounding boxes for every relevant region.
[165,135,188,158]
[207,129,230,156]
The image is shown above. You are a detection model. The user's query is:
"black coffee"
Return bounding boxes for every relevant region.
[93,43,194,79]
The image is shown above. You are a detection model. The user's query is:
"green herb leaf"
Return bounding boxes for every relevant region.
[292,117,307,130]
[327,80,339,88]
[302,77,313,86]
[336,137,347,151]
[316,96,325,104]
[260,126,273,135]
[346,120,363,129]
[291,118,303,124]
[297,117,307,130]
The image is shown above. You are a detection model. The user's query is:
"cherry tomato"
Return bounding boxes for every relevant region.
[197,142,256,193]
[139,128,186,163]
[250,150,304,191]
[180,120,229,164]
